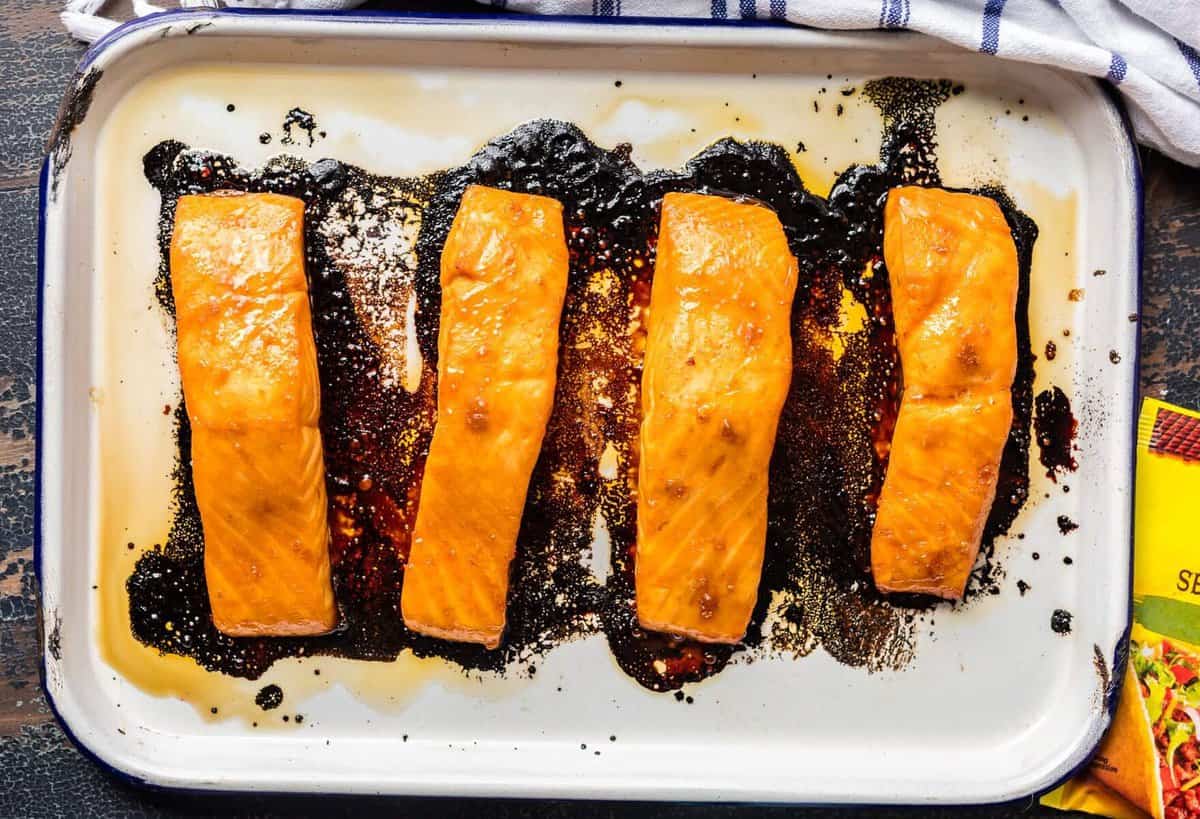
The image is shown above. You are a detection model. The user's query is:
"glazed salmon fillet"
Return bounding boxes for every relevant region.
[170,192,336,636]
[636,192,799,643]
[401,185,569,649]
[871,186,1019,599]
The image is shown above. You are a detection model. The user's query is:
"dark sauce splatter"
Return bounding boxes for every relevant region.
[255,684,283,711]
[1056,515,1078,535]
[281,107,319,147]
[1044,340,1056,361]
[1034,386,1078,481]
[1051,609,1073,635]
[1017,580,1030,596]
[129,78,1036,691]
[1109,350,1122,364]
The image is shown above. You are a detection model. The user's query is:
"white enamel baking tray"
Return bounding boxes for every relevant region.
[38,9,1140,804]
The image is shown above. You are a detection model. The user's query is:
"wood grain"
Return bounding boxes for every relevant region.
[0,2,1188,816]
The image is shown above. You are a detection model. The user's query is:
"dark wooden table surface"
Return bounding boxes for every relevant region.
[2,2,1197,816]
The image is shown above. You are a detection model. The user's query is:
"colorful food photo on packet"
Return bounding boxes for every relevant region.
[1044,399,1200,819]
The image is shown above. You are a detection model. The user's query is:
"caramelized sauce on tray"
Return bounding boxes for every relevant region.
[1034,385,1079,481]
[133,79,1037,691]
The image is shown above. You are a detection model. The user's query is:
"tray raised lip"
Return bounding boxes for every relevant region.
[36,7,1142,803]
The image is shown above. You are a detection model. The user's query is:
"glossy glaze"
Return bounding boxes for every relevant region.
[169,191,336,635]
[871,187,1019,599]
[636,192,798,642]
[402,185,570,648]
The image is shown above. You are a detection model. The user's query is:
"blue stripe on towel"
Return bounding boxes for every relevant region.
[1178,39,1200,92]
[1107,53,1128,84]
[879,0,906,29]
[981,0,1006,54]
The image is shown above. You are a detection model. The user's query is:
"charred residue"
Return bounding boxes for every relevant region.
[255,684,283,711]
[281,108,320,148]
[130,78,1037,690]
[49,68,102,199]
[1034,385,1078,480]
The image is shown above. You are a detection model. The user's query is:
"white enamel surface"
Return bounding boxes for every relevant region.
[39,12,1138,802]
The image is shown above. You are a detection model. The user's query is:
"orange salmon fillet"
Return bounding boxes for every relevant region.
[871,186,1019,599]
[401,185,569,649]
[170,192,336,636]
[636,192,799,643]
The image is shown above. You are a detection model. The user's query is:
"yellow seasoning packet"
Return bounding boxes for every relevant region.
[1044,398,1200,819]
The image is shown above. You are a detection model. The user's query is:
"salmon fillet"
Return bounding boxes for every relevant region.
[871,186,1019,598]
[170,192,336,636]
[401,185,569,649]
[636,192,799,643]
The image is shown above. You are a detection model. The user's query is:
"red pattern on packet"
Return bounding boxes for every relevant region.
[1150,408,1200,463]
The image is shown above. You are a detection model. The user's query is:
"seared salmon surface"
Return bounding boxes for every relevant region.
[401,185,569,649]
[636,192,799,643]
[170,192,336,636]
[871,186,1019,599]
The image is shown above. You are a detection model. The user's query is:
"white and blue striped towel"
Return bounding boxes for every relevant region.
[494,0,1200,165]
[65,0,1200,165]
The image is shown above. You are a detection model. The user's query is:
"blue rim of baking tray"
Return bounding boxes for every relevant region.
[35,5,1145,805]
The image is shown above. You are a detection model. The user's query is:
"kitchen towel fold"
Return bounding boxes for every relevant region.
[63,0,1200,165]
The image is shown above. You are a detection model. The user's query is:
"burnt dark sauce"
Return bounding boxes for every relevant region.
[281,107,320,148]
[1034,385,1078,480]
[131,78,1038,692]
[255,684,283,711]
[1051,609,1074,635]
